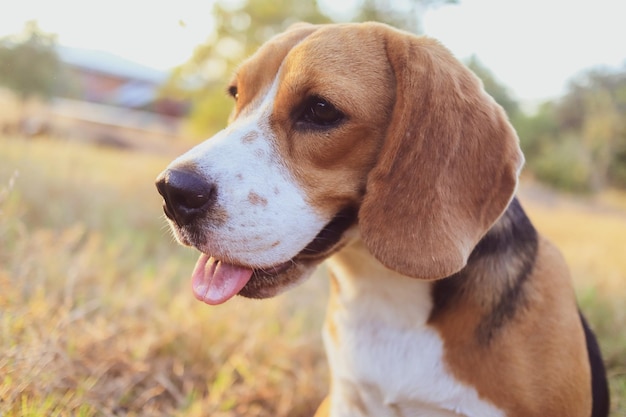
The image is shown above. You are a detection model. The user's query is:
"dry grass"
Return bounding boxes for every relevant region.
[0,136,624,416]
[0,136,328,416]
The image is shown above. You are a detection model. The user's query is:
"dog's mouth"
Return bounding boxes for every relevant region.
[191,206,358,305]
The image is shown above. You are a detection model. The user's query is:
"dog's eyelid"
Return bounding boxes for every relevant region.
[296,95,345,128]
[227,85,239,100]
[308,95,339,110]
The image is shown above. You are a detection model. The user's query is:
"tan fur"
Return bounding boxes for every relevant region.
[429,237,591,415]
[358,27,523,280]
[228,24,318,120]
[271,24,396,217]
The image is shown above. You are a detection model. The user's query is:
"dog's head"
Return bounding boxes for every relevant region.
[156,22,523,305]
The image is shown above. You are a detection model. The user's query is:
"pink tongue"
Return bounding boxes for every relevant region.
[191,254,254,305]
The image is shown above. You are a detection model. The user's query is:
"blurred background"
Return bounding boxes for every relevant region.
[1,0,625,416]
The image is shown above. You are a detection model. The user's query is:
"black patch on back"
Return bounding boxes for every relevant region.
[580,312,610,417]
[429,198,539,344]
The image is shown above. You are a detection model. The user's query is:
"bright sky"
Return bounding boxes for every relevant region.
[1,0,624,104]
[423,0,626,103]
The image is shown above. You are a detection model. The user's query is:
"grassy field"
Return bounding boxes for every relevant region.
[0,136,625,416]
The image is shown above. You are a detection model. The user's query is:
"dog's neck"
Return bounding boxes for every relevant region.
[326,237,434,328]
[429,197,539,342]
[322,200,536,417]
[327,197,539,339]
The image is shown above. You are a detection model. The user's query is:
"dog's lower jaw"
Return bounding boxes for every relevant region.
[236,227,358,301]
[238,264,318,299]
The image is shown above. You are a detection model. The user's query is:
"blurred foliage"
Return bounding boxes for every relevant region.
[519,65,626,192]
[164,0,456,137]
[531,135,593,193]
[161,0,331,136]
[351,0,457,33]
[0,21,63,101]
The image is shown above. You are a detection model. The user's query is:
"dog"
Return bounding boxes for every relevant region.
[156,22,609,417]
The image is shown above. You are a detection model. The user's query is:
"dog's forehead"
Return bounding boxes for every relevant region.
[236,25,387,90]
[233,24,319,107]
[234,24,392,122]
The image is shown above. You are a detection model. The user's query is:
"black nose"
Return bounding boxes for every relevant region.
[155,169,217,226]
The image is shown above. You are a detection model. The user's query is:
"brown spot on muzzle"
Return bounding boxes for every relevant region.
[248,191,268,206]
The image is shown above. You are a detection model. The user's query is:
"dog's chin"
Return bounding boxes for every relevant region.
[237,260,319,300]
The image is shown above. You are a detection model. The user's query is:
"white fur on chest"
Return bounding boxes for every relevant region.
[323,242,505,417]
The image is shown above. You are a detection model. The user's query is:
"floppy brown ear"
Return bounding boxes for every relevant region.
[359,26,524,280]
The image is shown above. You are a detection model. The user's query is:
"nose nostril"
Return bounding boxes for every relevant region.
[173,188,213,210]
[155,169,216,226]
[155,175,168,197]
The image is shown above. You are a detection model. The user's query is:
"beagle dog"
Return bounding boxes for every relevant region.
[156,22,610,417]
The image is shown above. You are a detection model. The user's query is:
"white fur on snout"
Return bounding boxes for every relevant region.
[166,76,327,267]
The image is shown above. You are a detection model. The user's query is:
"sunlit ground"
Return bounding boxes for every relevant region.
[0,136,624,416]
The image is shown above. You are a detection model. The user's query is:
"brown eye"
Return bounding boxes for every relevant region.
[303,97,343,126]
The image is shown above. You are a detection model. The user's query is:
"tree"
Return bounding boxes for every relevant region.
[556,66,626,190]
[166,0,458,137]
[351,0,457,33]
[162,0,332,136]
[0,21,62,101]
[516,65,626,192]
